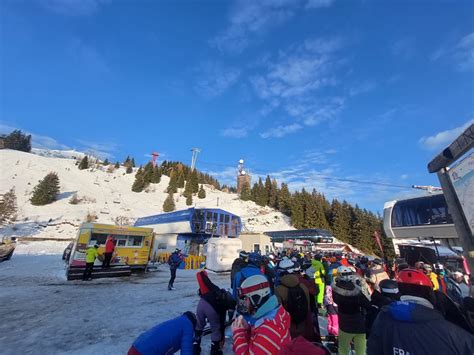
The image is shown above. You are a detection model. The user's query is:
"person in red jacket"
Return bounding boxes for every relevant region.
[103,235,115,268]
[232,274,291,355]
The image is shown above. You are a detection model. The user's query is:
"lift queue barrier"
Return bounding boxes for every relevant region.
[156,252,206,269]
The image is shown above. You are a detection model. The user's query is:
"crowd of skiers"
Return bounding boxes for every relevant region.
[128,249,474,355]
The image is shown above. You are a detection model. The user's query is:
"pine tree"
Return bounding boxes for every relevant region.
[114,161,120,169]
[163,192,176,212]
[131,158,136,167]
[150,166,161,183]
[278,183,291,215]
[78,156,89,170]
[177,171,185,189]
[186,193,193,206]
[30,172,60,206]
[126,165,133,174]
[131,169,146,192]
[290,193,304,229]
[240,182,251,201]
[264,175,272,206]
[0,188,17,225]
[329,199,350,243]
[4,130,31,152]
[183,179,193,198]
[190,170,199,193]
[311,190,330,229]
[103,158,110,166]
[124,156,130,166]
[143,162,154,184]
[256,178,266,206]
[269,179,279,209]
[198,185,206,199]
[167,169,178,193]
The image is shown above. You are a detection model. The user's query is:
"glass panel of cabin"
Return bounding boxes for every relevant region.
[127,235,143,247]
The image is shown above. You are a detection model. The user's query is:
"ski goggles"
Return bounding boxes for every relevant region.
[237,281,270,299]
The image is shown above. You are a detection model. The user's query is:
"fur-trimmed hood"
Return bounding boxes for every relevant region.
[332,280,361,297]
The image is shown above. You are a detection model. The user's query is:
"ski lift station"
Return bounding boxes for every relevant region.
[134,208,243,270]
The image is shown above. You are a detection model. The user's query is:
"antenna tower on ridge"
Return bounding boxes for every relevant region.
[237,159,251,193]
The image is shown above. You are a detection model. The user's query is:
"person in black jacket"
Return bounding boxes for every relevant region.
[332,266,371,355]
[366,279,400,337]
[368,269,474,355]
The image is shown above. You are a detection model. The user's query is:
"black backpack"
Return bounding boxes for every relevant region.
[286,284,308,324]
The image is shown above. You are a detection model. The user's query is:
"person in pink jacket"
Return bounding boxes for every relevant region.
[324,275,338,338]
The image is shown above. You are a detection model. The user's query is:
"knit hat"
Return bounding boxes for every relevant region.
[183,311,197,328]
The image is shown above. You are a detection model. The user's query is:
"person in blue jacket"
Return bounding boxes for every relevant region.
[368,269,474,355]
[168,248,184,290]
[128,311,196,355]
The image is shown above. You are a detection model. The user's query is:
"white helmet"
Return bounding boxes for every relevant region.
[337,266,354,281]
[237,275,271,314]
[278,258,296,273]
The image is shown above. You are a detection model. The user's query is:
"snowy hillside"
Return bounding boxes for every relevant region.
[0,149,293,253]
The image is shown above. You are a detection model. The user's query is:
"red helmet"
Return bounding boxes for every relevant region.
[397,269,432,287]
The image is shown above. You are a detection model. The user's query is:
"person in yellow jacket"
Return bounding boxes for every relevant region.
[312,255,326,307]
[422,264,439,291]
[83,243,100,281]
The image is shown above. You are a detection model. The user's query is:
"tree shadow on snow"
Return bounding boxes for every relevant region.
[57,191,77,200]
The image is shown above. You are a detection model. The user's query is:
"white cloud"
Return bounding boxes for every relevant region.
[195,62,241,98]
[455,32,474,71]
[211,0,336,54]
[419,119,474,151]
[387,74,401,84]
[306,0,335,9]
[260,123,302,138]
[431,32,474,71]
[390,38,415,60]
[0,123,71,150]
[250,36,347,138]
[400,174,409,180]
[211,0,298,54]
[220,127,249,139]
[40,0,108,16]
[349,81,377,97]
[76,139,117,159]
[68,38,110,75]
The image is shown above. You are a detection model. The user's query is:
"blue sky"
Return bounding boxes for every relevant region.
[1,0,473,212]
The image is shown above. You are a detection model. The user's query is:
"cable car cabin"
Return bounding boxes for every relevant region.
[383,194,459,254]
[134,208,242,257]
[66,223,154,280]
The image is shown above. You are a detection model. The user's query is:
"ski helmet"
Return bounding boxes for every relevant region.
[379,279,399,295]
[397,269,432,287]
[278,258,296,273]
[337,266,354,281]
[237,275,271,314]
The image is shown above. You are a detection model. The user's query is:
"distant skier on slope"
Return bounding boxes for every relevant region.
[168,248,184,290]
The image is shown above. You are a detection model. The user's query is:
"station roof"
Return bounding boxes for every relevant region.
[264,229,333,243]
[134,207,240,227]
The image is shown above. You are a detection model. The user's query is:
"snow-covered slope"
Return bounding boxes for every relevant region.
[0,149,292,252]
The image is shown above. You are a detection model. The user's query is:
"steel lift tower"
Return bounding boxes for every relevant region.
[191,148,201,171]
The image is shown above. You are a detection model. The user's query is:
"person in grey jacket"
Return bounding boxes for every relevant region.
[368,269,474,355]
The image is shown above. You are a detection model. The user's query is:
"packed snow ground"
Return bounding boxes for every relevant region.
[0,149,293,252]
[0,254,232,354]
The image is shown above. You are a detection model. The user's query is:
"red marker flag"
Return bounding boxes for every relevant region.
[373,230,384,254]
